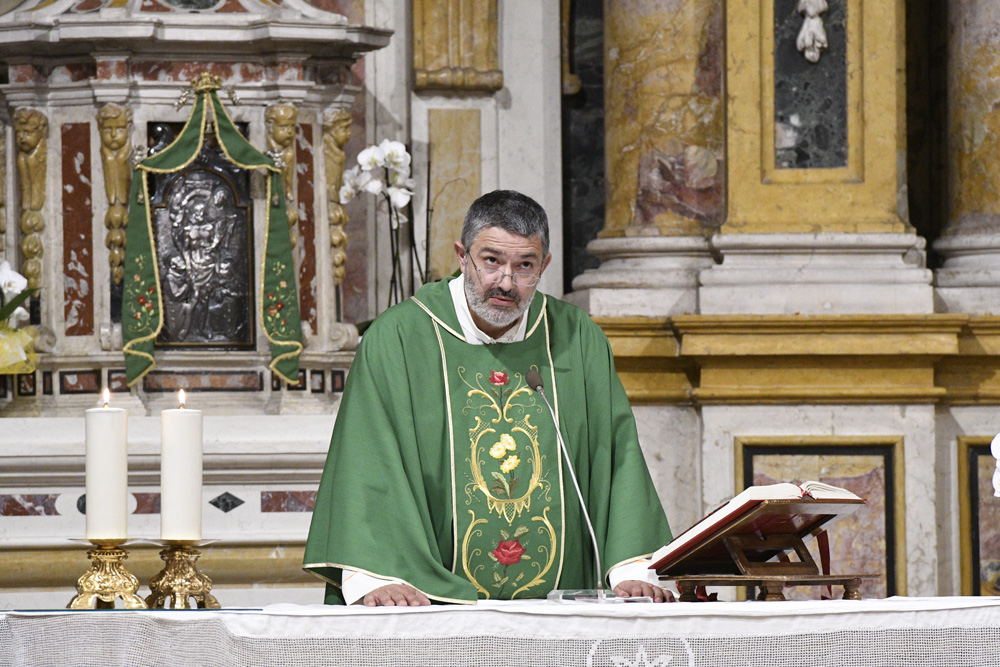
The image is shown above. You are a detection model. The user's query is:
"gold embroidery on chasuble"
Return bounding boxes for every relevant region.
[418,303,564,602]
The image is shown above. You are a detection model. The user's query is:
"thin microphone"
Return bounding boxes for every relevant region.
[526,369,603,591]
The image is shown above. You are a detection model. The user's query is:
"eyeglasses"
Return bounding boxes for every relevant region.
[467,255,541,287]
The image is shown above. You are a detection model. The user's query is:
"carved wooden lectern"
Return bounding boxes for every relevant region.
[652,499,879,601]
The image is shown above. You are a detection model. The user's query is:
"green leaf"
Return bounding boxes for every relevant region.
[0,288,36,322]
[521,554,531,560]
[514,572,525,583]
[493,571,502,582]
[488,551,498,562]
[499,529,510,541]
[509,477,519,494]
[491,582,502,589]
[499,576,508,585]
[491,471,510,496]
[513,525,529,539]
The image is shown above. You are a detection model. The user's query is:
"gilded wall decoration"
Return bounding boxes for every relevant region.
[265,103,299,247]
[413,0,503,92]
[97,103,133,285]
[323,109,352,286]
[13,107,47,290]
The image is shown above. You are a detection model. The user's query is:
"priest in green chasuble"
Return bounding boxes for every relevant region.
[304,190,673,605]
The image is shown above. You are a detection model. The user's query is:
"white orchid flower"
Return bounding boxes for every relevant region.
[388,164,417,191]
[9,306,29,326]
[357,144,386,171]
[0,260,27,301]
[387,185,413,210]
[362,177,385,196]
[339,183,356,204]
[379,139,411,170]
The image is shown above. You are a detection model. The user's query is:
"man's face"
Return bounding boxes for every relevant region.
[455,226,551,334]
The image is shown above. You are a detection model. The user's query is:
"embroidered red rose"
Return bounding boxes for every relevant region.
[147,286,155,294]
[489,371,508,386]
[491,539,525,566]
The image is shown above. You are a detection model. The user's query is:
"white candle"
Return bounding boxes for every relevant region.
[84,389,128,541]
[160,389,204,541]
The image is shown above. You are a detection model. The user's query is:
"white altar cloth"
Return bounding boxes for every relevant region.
[2,596,1000,666]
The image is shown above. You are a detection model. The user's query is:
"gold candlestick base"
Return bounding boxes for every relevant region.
[67,540,148,609]
[146,541,220,609]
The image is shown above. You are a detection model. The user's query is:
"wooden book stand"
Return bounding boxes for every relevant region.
[653,498,879,601]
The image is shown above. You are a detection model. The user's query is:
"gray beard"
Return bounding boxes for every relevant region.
[463,271,529,330]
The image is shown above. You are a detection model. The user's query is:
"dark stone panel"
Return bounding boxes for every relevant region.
[42,371,52,395]
[562,0,605,286]
[331,369,345,392]
[209,492,244,513]
[774,0,848,169]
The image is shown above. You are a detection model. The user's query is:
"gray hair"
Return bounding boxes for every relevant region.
[461,190,549,256]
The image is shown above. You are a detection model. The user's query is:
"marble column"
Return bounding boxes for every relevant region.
[568,0,723,316]
[934,1,1000,314]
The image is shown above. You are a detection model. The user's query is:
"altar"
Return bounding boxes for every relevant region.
[2,597,999,667]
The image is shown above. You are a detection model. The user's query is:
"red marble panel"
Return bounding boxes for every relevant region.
[96,59,129,80]
[296,124,318,331]
[139,0,172,12]
[10,64,43,84]
[72,0,104,12]
[50,64,97,83]
[307,0,363,21]
[62,123,95,336]
[268,62,304,83]
[60,370,101,394]
[331,369,344,392]
[130,61,264,83]
[18,373,35,397]
[0,494,60,516]
[143,371,263,392]
[133,492,161,514]
[260,491,316,512]
[216,0,248,12]
[108,369,129,392]
[341,57,370,322]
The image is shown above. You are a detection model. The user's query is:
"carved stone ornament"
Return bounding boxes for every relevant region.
[98,103,133,285]
[323,108,352,285]
[413,0,503,92]
[13,107,47,290]
[796,0,829,63]
[265,103,299,248]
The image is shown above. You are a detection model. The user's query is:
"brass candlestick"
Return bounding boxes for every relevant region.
[67,539,148,609]
[146,540,220,609]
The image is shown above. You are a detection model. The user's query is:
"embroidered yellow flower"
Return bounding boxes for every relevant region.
[501,433,516,451]
[501,455,520,474]
[489,442,507,459]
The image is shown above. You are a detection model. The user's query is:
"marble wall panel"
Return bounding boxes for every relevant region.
[59,370,100,394]
[108,369,129,392]
[296,124,318,331]
[0,495,60,516]
[751,451,891,599]
[129,61,266,83]
[142,371,264,392]
[427,108,481,281]
[17,373,35,397]
[139,0,173,12]
[774,0,848,169]
[133,492,160,514]
[216,0,249,12]
[61,123,95,336]
[261,490,317,512]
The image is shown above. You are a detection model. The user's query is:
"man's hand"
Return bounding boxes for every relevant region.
[613,580,675,603]
[362,583,431,607]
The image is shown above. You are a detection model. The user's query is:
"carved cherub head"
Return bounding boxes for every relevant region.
[325,109,352,148]
[13,108,47,153]
[265,104,298,149]
[97,104,133,151]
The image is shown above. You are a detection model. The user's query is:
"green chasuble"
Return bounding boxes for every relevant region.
[304,278,672,604]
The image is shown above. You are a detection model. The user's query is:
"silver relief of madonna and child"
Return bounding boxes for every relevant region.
[148,123,254,347]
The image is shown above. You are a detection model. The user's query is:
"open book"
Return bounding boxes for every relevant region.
[650,481,863,575]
